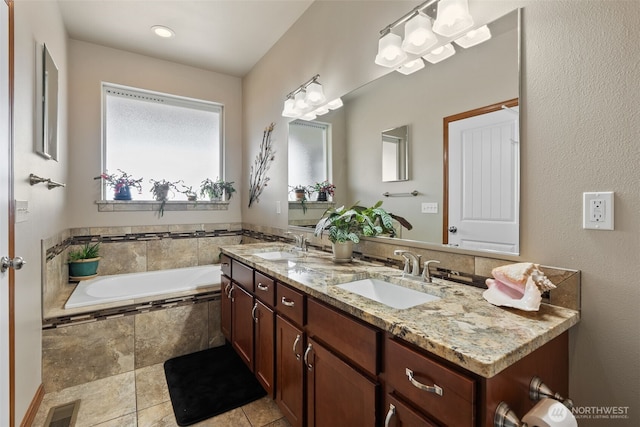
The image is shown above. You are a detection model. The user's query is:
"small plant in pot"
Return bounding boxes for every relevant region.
[314,201,397,262]
[311,180,335,201]
[178,184,198,201]
[95,169,143,200]
[150,179,182,217]
[68,242,101,281]
[200,178,236,201]
[289,185,311,213]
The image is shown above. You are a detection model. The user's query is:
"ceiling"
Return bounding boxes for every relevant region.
[57,0,315,77]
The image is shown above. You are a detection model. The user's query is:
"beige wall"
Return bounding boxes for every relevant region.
[67,39,243,227]
[243,1,640,425]
[13,0,69,420]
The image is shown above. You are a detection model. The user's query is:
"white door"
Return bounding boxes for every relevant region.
[447,107,519,254]
[1,0,12,424]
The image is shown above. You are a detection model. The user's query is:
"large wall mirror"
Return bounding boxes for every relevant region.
[288,9,521,255]
[36,43,59,160]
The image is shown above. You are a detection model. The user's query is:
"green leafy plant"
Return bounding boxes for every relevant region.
[68,242,100,261]
[95,169,144,193]
[149,179,182,217]
[311,180,336,197]
[314,201,396,244]
[178,184,198,201]
[289,185,311,213]
[200,178,236,201]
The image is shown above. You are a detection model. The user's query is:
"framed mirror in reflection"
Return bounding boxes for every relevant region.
[36,43,59,161]
[382,125,409,182]
[288,9,521,255]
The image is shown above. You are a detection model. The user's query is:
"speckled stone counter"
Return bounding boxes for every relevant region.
[220,243,580,378]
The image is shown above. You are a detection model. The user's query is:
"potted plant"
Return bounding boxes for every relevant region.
[150,179,182,217]
[289,185,311,213]
[314,201,396,262]
[95,169,143,200]
[311,180,336,201]
[178,184,198,201]
[68,242,101,280]
[200,178,236,201]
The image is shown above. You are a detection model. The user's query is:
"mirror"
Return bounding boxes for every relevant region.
[382,125,408,182]
[287,9,520,255]
[37,44,59,160]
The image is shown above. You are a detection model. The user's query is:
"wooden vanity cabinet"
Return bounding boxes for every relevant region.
[254,299,275,395]
[220,275,232,341]
[231,283,255,370]
[275,314,305,427]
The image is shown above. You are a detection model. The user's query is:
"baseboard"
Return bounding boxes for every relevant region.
[20,383,44,427]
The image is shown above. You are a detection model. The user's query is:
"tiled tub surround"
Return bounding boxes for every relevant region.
[220,243,581,378]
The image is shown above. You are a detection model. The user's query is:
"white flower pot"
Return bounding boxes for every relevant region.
[331,241,353,263]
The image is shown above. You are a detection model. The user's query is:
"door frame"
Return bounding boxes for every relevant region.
[442,98,518,244]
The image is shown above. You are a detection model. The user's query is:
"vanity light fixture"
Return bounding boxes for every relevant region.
[454,24,492,48]
[397,58,425,75]
[281,74,342,121]
[432,0,474,37]
[401,12,438,55]
[375,32,407,68]
[151,25,175,38]
[423,43,456,64]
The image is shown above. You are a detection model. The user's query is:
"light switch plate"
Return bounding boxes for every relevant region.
[583,192,614,230]
[421,202,438,214]
[15,200,29,223]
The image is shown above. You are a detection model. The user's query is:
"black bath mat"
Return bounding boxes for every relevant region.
[164,344,267,426]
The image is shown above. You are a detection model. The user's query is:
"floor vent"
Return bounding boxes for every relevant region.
[44,400,80,427]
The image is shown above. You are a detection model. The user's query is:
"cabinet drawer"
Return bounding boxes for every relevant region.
[276,283,305,326]
[220,254,231,277]
[232,259,253,292]
[306,298,379,377]
[385,338,475,426]
[383,393,438,427]
[255,271,276,308]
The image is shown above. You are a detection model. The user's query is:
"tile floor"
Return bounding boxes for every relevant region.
[32,362,290,427]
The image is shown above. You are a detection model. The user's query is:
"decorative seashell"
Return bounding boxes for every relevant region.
[483,262,556,311]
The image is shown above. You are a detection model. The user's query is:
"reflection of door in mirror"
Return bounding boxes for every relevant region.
[382,125,408,182]
[444,99,519,254]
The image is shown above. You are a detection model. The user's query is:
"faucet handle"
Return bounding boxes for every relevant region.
[422,260,441,283]
[393,250,411,274]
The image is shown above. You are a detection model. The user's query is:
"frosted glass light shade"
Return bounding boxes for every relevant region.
[305,82,326,106]
[423,43,456,64]
[375,32,408,68]
[282,98,298,118]
[326,98,343,110]
[454,25,492,48]
[397,58,425,75]
[294,90,309,111]
[314,105,330,115]
[432,0,474,37]
[401,13,438,55]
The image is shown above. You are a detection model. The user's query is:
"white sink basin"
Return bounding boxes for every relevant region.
[336,278,440,309]
[255,251,302,260]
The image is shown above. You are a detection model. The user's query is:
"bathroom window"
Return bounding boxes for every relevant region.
[101,83,223,201]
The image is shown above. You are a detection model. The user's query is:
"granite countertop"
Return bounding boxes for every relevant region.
[220,242,580,378]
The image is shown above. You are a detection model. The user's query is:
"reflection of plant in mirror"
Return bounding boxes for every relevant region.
[311,180,335,201]
[289,185,310,213]
[314,201,397,243]
[200,178,236,201]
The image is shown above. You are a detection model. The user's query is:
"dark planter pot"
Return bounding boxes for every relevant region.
[114,186,132,200]
[69,257,100,280]
[316,191,328,201]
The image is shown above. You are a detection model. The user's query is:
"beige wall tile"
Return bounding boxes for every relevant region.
[99,241,148,275]
[208,299,224,348]
[42,317,135,392]
[146,238,198,271]
[135,303,208,369]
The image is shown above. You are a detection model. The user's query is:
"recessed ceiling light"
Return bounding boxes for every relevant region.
[151,25,175,38]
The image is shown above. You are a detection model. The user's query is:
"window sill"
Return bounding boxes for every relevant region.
[96,200,230,212]
[288,201,335,210]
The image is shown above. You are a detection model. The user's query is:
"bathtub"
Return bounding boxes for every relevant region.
[65,264,222,309]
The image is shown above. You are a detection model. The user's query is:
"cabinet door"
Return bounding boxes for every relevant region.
[254,300,275,396]
[221,275,232,341]
[306,337,378,427]
[232,284,254,371]
[276,315,305,427]
[383,393,438,427]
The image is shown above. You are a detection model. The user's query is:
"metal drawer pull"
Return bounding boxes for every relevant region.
[257,282,269,291]
[224,283,231,298]
[251,303,258,323]
[293,334,301,361]
[304,343,313,371]
[406,368,443,396]
[384,404,396,427]
[221,262,230,267]
[281,296,295,307]
[229,284,235,301]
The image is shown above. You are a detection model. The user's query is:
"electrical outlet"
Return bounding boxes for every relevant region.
[421,202,438,214]
[583,192,614,230]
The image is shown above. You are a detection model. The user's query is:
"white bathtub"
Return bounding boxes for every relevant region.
[65,265,222,309]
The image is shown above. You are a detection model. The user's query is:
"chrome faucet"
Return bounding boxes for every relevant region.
[287,232,308,252]
[394,250,421,276]
[421,260,440,283]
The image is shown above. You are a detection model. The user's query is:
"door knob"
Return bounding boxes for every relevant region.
[448,226,457,234]
[1,256,26,273]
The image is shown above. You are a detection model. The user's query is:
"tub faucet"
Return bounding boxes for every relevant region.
[421,260,441,283]
[394,250,421,277]
[287,232,308,252]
